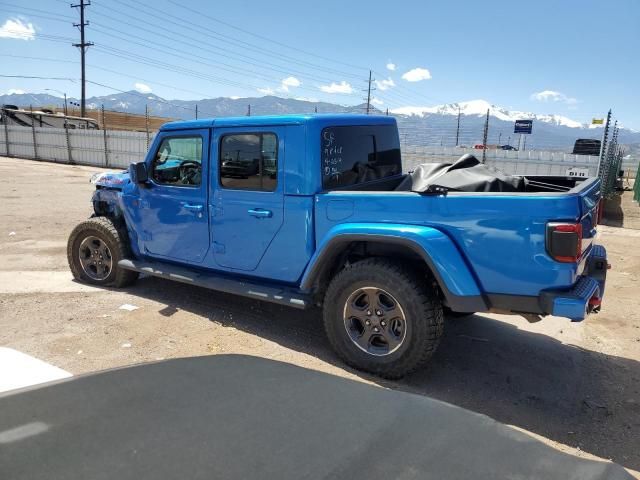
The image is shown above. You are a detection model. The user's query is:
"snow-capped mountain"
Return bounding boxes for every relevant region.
[391,99,583,128]
[1,91,638,150]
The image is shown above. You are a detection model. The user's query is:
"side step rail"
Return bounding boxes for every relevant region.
[118,259,311,310]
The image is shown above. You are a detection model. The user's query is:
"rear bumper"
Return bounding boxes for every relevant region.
[540,245,608,321]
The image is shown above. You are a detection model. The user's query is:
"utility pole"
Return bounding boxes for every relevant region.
[71,0,93,117]
[455,106,461,146]
[195,104,198,119]
[247,104,251,116]
[498,132,502,145]
[364,70,375,114]
[481,109,489,163]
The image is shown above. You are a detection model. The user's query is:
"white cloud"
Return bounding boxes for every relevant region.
[6,88,25,95]
[386,62,396,71]
[319,81,353,94]
[371,97,384,106]
[134,82,152,94]
[0,18,36,40]
[375,77,395,91]
[279,76,301,92]
[229,96,241,100]
[530,89,577,105]
[257,87,275,95]
[401,67,432,82]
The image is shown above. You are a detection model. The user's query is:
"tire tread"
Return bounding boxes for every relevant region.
[323,258,444,379]
[67,216,138,288]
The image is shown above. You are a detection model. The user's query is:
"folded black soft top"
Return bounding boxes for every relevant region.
[396,154,527,193]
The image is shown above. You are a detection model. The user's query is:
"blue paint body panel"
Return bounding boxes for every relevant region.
[90,114,607,319]
[302,222,481,297]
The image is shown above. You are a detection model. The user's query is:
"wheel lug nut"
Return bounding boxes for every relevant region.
[376,309,382,316]
[365,320,371,326]
[374,327,380,333]
[366,310,371,316]
[381,321,386,326]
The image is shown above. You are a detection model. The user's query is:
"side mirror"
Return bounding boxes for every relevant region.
[130,162,149,184]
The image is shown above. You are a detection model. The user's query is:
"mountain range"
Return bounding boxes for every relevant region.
[2,91,638,153]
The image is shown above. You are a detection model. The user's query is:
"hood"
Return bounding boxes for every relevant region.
[90,170,130,189]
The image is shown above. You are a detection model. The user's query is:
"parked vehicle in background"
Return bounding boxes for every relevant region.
[572,139,601,156]
[1,105,99,129]
[67,114,609,378]
[473,144,487,149]
[501,145,518,151]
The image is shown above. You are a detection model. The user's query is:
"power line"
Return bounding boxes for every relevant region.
[0,74,76,81]
[3,3,423,108]
[88,2,363,88]
[0,2,75,20]
[163,0,369,74]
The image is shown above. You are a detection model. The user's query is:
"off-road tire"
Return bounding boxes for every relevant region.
[323,258,444,379]
[67,216,139,288]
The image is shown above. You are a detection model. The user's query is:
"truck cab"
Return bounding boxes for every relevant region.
[69,114,609,378]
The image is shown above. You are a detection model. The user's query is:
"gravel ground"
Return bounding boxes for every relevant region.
[1,156,639,474]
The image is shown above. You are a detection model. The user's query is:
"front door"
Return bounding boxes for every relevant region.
[138,129,210,264]
[211,127,284,271]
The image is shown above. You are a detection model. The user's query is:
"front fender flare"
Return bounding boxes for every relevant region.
[301,223,487,313]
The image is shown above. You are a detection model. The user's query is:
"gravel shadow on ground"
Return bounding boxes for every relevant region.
[126,275,640,470]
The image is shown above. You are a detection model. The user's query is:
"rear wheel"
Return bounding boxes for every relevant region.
[323,258,444,379]
[67,217,138,288]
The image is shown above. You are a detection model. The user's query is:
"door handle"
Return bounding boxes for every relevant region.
[181,203,204,212]
[248,208,272,218]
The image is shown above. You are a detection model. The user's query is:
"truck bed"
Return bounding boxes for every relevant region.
[315,176,600,301]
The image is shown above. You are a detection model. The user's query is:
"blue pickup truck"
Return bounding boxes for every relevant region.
[68,114,608,378]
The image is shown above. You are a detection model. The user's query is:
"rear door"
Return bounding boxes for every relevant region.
[210,127,284,271]
[137,129,210,264]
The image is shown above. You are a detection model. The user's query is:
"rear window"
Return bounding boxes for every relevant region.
[321,125,402,189]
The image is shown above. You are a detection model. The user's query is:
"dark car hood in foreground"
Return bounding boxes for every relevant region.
[0,355,632,480]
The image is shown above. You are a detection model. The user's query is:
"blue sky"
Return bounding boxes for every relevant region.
[1,0,639,127]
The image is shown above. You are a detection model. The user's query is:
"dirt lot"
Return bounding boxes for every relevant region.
[1,156,639,472]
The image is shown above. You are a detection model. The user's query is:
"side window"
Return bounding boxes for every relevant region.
[151,136,203,187]
[219,133,277,191]
[321,125,402,189]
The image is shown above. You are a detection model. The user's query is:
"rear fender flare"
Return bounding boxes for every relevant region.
[301,223,487,312]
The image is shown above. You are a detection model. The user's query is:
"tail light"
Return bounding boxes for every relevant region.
[546,222,583,263]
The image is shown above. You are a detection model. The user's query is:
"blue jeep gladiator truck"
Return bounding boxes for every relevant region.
[68,114,608,378]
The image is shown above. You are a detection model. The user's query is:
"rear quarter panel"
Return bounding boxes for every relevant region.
[315,190,587,297]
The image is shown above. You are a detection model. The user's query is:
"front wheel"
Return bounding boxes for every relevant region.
[67,216,139,288]
[323,258,444,379]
